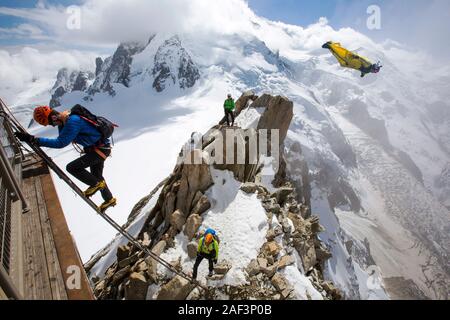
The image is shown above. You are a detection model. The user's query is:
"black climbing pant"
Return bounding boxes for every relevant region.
[66,147,113,201]
[192,252,215,280]
[224,109,235,126]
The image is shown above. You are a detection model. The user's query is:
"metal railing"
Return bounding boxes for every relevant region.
[0,103,23,275]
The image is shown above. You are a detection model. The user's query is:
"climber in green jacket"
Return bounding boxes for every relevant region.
[223,93,235,127]
[192,233,219,280]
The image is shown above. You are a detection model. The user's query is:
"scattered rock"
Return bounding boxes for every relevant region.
[184,214,203,240]
[124,272,149,300]
[157,275,194,300]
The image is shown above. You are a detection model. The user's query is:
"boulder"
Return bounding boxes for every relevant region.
[141,232,151,247]
[94,279,106,296]
[322,281,342,300]
[117,245,130,262]
[261,265,277,278]
[246,259,260,277]
[266,229,276,241]
[257,258,268,269]
[240,182,267,194]
[131,259,148,273]
[264,241,281,257]
[111,265,131,285]
[271,273,288,292]
[309,216,325,234]
[187,241,198,259]
[118,253,139,269]
[157,275,194,300]
[186,287,203,300]
[235,90,258,114]
[271,187,294,206]
[176,150,213,216]
[278,255,294,269]
[170,209,185,231]
[190,195,211,216]
[293,238,316,272]
[315,245,332,262]
[190,191,203,211]
[146,240,167,282]
[184,214,202,240]
[124,272,149,300]
[256,95,294,145]
[214,262,232,275]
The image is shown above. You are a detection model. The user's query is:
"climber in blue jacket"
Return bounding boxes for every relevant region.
[15,105,117,212]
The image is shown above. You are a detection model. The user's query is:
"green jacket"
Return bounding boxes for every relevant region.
[197,236,219,259]
[224,98,235,111]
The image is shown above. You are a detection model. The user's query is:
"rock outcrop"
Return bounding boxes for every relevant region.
[87,91,337,301]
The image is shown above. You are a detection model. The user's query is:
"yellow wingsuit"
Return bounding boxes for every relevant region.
[322,41,381,77]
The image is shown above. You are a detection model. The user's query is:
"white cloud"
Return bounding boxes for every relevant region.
[0,0,258,46]
[0,23,48,40]
[0,47,99,106]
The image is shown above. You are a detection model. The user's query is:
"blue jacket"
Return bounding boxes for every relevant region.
[37,115,109,149]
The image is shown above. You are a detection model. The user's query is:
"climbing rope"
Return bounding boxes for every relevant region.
[0,98,209,293]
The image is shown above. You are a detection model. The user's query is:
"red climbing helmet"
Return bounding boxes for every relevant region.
[33,105,52,126]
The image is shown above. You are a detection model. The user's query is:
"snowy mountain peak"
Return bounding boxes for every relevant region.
[49,68,94,108]
[87,38,153,96]
[152,36,200,92]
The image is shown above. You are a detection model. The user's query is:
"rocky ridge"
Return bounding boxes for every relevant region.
[86,92,340,300]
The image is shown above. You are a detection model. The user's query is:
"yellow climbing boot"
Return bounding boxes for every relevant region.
[99,198,117,213]
[84,180,107,197]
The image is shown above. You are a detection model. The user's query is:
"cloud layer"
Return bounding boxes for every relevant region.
[0,47,98,105]
[0,0,257,46]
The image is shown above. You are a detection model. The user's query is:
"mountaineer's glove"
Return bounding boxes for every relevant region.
[15,132,37,144]
[213,259,218,264]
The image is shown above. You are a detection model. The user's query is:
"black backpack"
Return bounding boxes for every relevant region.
[70,104,118,140]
